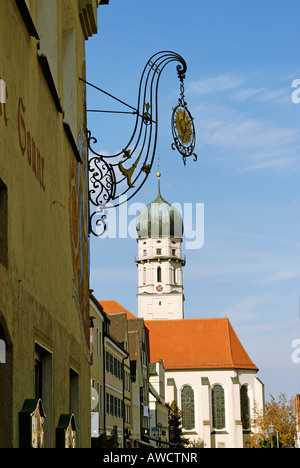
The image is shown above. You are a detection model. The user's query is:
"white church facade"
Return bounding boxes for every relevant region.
[135,173,265,448]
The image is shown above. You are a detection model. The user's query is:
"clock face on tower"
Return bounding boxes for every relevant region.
[154,282,165,294]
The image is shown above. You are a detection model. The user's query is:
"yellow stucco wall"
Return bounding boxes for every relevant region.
[0,0,99,448]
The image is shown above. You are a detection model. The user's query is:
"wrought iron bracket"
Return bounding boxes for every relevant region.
[84,51,197,237]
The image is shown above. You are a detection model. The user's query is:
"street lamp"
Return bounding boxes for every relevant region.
[266,423,280,448]
[268,423,275,448]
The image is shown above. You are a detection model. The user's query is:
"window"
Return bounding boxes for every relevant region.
[143,250,147,257]
[156,248,162,255]
[0,338,5,364]
[125,404,130,424]
[240,385,250,430]
[173,267,177,284]
[97,328,102,357]
[105,393,123,418]
[105,351,122,379]
[0,179,8,268]
[143,267,146,285]
[35,352,43,400]
[172,249,176,256]
[212,385,225,430]
[0,79,6,104]
[106,392,110,414]
[157,267,161,283]
[181,385,195,430]
[99,384,103,415]
[34,344,53,447]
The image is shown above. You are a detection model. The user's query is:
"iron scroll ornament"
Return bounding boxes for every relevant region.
[85,51,197,237]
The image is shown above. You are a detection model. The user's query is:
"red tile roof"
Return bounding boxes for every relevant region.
[145,318,258,371]
[99,300,137,319]
[98,300,257,371]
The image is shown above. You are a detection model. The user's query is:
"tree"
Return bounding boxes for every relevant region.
[251,393,296,448]
[168,400,190,447]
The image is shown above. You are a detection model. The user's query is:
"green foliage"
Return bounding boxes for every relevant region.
[168,400,190,448]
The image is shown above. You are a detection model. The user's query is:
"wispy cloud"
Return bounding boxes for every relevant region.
[193,101,300,172]
[230,87,266,102]
[225,297,260,322]
[230,87,288,104]
[189,74,245,95]
[188,70,300,172]
[261,269,300,285]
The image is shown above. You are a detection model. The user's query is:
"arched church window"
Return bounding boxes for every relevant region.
[240,384,250,430]
[181,385,195,430]
[143,267,146,285]
[157,267,161,283]
[212,385,225,430]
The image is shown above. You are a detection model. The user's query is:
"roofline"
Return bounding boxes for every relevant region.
[90,292,107,317]
[104,334,128,358]
[162,365,259,372]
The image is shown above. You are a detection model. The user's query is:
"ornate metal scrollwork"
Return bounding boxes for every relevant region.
[85,51,197,236]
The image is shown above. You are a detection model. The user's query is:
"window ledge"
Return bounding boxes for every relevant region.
[38,53,62,114]
[15,0,39,40]
[211,430,229,435]
[63,123,82,164]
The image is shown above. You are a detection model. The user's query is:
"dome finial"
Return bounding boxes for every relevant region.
[156,158,161,195]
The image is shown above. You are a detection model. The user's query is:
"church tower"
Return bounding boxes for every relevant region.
[135,171,185,320]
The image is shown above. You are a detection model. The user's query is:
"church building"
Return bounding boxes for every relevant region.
[135,172,265,448]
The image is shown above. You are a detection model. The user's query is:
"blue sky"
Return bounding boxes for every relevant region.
[86,0,300,399]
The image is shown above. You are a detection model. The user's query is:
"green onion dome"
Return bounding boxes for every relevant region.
[136,173,183,239]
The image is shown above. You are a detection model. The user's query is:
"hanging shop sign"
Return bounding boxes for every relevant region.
[83,51,198,237]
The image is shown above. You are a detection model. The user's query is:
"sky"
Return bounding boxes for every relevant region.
[86,0,300,400]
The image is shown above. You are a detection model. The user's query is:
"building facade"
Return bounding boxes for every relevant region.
[90,296,106,438]
[149,360,169,447]
[136,177,265,448]
[100,301,153,447]
[0,0,103,448]
[146,319,265,448]
[105,311,132,447]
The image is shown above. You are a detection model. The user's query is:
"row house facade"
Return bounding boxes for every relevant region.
[0,0,109,448]
[89,297,170,448]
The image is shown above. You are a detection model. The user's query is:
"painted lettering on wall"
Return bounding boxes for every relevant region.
[18,97,45,191]
[0,81,46,191]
